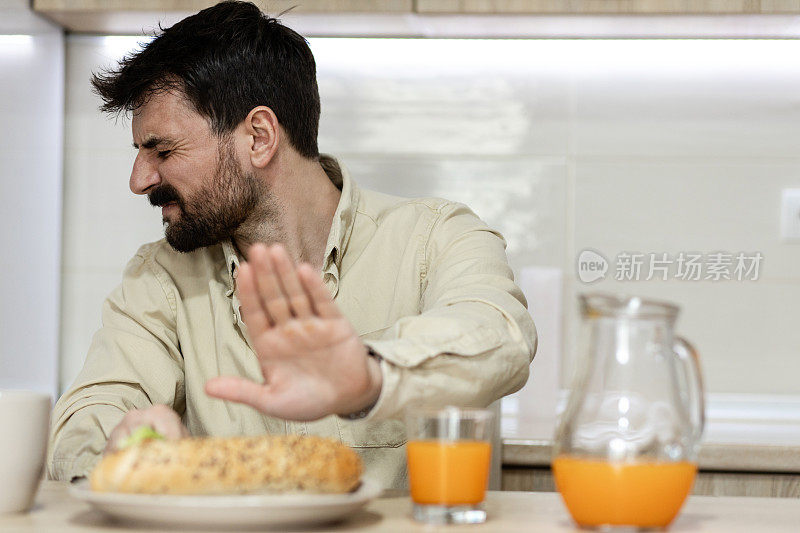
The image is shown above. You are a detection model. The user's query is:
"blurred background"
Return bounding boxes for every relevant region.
[2,0,800,465]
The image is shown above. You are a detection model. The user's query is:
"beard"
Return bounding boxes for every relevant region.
[148,139,267,253]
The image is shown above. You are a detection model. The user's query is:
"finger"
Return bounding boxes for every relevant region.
[250,244,292,324]
[105,410,144,453]
[116,410,143,435]
[148,417,184,440]
[237,262,272,331]
[205,376,272,413]
[298,264,342,319]
[104,425,131,454]
[145,406,186,440]
[269,245,313,319]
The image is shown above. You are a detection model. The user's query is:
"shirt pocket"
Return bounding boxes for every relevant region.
[336,417,407,448]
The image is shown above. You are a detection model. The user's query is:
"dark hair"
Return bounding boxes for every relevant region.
[91,1,320,159]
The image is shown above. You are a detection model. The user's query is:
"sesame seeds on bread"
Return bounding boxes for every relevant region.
[90,434,363,495]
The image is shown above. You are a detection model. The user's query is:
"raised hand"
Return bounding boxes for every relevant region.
[204,243,382,421]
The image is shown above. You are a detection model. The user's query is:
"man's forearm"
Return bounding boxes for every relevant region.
[361,299,536,421]
[48,401,125,480]
[366,342,530,421]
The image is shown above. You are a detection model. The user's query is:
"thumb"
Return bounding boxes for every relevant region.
[205,376,271,413]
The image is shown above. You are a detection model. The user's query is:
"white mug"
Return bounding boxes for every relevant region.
[0,390,51,514]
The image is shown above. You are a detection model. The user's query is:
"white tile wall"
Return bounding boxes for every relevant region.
[0,10,63,398]
[566,41,800,158]
[313,39,571,157]
[61,36,800,438]
[60,37,164,390]
[341,156,567,274]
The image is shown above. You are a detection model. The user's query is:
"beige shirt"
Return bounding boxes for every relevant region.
[48,157,537,489]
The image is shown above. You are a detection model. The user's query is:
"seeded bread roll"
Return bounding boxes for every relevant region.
[90,434,363,495]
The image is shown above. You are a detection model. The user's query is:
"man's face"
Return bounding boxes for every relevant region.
[130,90,264,252]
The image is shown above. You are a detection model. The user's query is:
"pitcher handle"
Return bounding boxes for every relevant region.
[673,337,706,443]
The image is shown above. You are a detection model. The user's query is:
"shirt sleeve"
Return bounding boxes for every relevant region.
[47,244,185,481]
[363,202,537,421]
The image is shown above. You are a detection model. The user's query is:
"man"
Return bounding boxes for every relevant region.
[48,1,537,489]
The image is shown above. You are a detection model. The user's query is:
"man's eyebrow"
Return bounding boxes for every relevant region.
[132,136,172,150]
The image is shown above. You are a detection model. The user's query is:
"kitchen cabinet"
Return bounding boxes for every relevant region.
[32,0,800,34]
[33,0,412,12]
[416,0,800,14]
[32,0,412,33]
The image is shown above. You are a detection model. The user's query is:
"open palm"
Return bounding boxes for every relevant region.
[204,243,381,420]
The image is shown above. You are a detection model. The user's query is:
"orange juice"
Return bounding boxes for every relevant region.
[552,456,697,528]
[407,440,491,505]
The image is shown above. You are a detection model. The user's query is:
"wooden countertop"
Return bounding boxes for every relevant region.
[502,439,800,473]
[501,408,800,473]
[4,481,800,532]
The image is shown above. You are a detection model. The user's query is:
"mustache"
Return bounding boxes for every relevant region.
[148,184,183,208]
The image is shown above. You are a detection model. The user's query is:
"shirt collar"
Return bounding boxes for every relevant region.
[220,154,359,293]
[220,240,240,297]
[321,155,359,277]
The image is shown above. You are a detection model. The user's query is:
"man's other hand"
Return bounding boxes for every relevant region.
[103,404,189,454]
[204,243,382,421]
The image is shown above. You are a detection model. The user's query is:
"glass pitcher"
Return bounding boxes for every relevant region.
[553,293,705,529]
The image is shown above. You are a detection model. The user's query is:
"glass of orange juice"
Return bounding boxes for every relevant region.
[406,407,494,525]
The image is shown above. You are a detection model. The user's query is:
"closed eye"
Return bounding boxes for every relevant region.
[157,150,171,159]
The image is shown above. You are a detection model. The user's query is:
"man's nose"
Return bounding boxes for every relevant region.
[129,153,161,195]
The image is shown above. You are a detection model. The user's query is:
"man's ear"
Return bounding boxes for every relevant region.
[244,106,279,168]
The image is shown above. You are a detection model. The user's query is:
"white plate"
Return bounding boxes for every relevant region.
[68,478,382,529]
